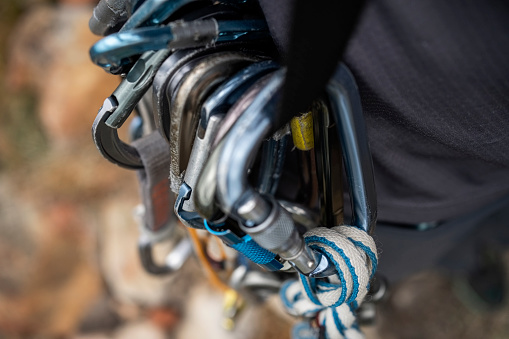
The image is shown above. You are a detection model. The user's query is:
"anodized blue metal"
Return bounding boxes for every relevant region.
[90,26,175,70]
[202,219,241,246]
[90,19,268,71]
[215,19,269,42]
[121,0,195,31]
[203,220,283,271]
[176,183,283,271]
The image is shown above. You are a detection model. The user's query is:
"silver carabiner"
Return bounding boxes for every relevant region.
[166,51,258,192]
[194,72,271,221]
[175,60,278,227]
[206,64,377,277]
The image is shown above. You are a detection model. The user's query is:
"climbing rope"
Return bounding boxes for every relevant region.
[280,226,378,339]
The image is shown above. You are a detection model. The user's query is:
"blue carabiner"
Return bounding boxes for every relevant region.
[90,19,269,72]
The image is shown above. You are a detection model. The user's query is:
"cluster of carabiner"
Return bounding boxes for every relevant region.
[90,0,378,335]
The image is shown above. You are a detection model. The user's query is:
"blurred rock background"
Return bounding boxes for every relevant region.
[0,1,293,338]
[0,0,508,338]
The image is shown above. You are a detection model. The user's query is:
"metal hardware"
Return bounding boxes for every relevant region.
[90,19,269,71]
[128,91,156,142]
[182,115,223,212]
[215,69,284,223]
[175,183,209,229]
[176,89,285,228]
[326,64,377,235]
[222,289,244,331]
[110,49,170,128]
[203,220,283,271]
[229,265,282,300]
[210,70,323,275]
[152,44,270,144]
[194,73,269,220]
[93,97,143,169]
[136,207,192,275]
[203,60,284,196]
[139,235,193,275]
[167,52,257,192]
[240,196,321,275]
[88,0,377,309]
[313,100,344,227]
[193,137,224,221]
[201,60,278,128]
[257,135,289,196]
[212,72,273,148]
[290,111,314,151]
[278,200,320,232]
[176,91,285,271]
[174,115,224,229]
[154,48,209,142]
[136,90,157,136]
[92,49,170,168]
[121,0,195,31]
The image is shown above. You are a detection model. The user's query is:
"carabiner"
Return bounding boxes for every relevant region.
[121,0,195,31]
[326,63,377,235]
[92,49,169,169]
[92,96,143,169]
[90,19,269,72]
[201,60,278,129]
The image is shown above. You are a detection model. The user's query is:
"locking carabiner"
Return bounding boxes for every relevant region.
[206,64,377,277]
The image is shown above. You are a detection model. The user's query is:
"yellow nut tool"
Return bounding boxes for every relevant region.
[291,111,314,151]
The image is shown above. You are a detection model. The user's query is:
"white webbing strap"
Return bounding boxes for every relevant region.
[280,226,378,339]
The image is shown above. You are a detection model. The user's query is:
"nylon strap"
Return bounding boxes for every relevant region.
[258,0,366,130]
[132,131,172,232]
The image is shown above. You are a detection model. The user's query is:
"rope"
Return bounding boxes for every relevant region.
[280,226,377,339]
